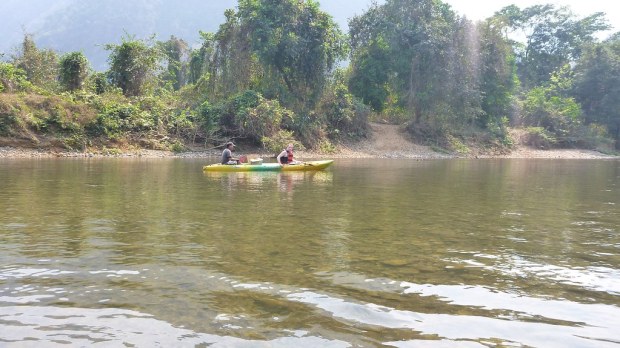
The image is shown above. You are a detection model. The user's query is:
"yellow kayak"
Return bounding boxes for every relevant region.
[203,160,334,172]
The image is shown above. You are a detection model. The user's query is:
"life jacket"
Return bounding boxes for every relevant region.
[280,149,294,164]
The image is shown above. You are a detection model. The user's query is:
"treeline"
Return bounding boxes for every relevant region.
[0,0,619,153]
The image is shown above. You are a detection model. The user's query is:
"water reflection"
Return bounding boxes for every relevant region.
[0,306,349,347]
[1,158,619,346]
[203,170,333,194]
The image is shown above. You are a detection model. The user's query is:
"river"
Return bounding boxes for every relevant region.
[0,158,619,347]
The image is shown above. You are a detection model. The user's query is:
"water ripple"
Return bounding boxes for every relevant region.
[0,306,349,347]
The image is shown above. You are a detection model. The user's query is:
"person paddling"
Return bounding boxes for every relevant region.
[221,142,239,164]
[277,143,300,165]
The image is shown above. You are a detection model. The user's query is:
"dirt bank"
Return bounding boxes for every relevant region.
[0,123,617,159]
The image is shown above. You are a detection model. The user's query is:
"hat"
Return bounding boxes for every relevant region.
[225,141,235,147]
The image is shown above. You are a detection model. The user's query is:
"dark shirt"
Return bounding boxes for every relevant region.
[221,148,233,164]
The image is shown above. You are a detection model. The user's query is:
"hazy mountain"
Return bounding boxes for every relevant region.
[0,0,378,71]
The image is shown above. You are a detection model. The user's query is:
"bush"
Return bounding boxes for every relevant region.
[0,63,33,93]
[197,90,296,144]
[523,127,557,149]
[261,130,305,154]
[236,97,294,142]
[320,80,371,139]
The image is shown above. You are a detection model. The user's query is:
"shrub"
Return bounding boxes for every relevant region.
[523,127,557,149]
[236,97,294,142]
[198,90,296,144]
[261,130,305,154]
[0,63,33,93]
[320,80,371,139]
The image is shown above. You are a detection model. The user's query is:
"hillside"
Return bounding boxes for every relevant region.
[0,0,376,70]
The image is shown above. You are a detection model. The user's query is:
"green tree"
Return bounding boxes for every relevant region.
[348,35,390,112]
[106,36,161,97]
[522,65,583,146]
[348,0,461,126]
[59,52,90,92]
[205,9,258,100]
[573,33,620,148]
[495,4,609,89]
[477,17,519,132]
[12,34,59,91]
[236,0,346,110]
[159,36,190,91]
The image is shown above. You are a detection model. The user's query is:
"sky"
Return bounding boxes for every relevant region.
[443,0,620,34]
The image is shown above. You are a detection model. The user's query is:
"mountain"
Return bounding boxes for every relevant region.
[0,0,378,71]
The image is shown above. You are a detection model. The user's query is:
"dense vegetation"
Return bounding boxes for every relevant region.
[0,0,619,154]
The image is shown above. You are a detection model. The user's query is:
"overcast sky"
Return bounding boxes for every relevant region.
[443,0,619,34]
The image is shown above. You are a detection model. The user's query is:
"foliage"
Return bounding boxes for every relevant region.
[494,4,610,89]
[88,72,112,95]
[12,34,59,91]
[59,52,90,92]
[237,0,347,110]
[0,62,33,93]
[573,34,620,148]
[196,100,221,137]
[349,0,457,126]
[348,35,390,112]
[0,93,96,143]
[347,0,518,147]
[319,74,370,139]
[261,129,305,153]
[236,96,294,143]
[85,95,164,141]
[198,12,258,100]
[106,36,162,97]
[197,90,294,144]
[158,36,190,91]
[2,2,616,155]
[521,66,584,146]
[316,138,336,154]
[477,18,519,132]
[522,127,557,149]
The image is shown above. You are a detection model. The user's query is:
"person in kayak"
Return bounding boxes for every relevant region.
[221,142,239,164]
[277,143,300,165]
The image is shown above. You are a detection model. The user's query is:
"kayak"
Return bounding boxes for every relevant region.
[203,160,334,172]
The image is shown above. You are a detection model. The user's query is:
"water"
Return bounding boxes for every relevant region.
[0,158,619,347]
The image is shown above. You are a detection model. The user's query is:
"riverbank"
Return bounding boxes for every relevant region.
[1,123,617,160]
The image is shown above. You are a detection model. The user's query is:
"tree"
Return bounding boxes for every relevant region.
[477,17,519,131]
[12,34,59,91]
[520,65,586,147]
[159,36,190,91]
[494,4,609,89]
[106,36,161,97]
[348,35,390,112]
[236,0,347,110]
[59,52,89,92]
[349,0,459,125]
[573,34,620,148]
[204,9,258,100]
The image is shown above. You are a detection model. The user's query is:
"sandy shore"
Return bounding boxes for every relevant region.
[1,145,615,160]
[1,123,617,160]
